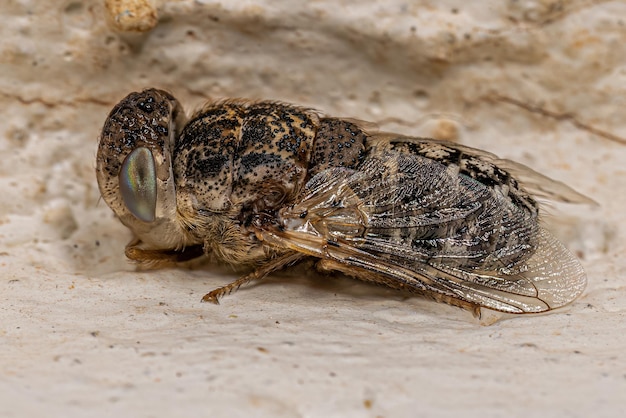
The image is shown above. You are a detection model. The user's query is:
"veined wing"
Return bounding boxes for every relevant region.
[258,146,586,314]
[368,134,594,205]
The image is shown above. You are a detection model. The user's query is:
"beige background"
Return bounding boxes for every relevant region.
[1,0,625,416]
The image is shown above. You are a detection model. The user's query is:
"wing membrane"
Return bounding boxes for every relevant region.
[262,145,586,314]
[370,134,594,205]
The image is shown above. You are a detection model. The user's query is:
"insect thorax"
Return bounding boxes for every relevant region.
[173,102,366,213]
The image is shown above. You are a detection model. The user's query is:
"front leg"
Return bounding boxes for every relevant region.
[125,239,205,268]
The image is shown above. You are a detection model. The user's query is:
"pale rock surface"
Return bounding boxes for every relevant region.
[1,0,625,417]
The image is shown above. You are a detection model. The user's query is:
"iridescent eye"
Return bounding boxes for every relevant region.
[119,147,157,222]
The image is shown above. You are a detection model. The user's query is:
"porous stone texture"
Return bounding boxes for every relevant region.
[1,1,625,416]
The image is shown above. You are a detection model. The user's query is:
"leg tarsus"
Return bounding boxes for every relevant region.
[201,252,303,303]
[202,293,221,304]
[201,271,256,303]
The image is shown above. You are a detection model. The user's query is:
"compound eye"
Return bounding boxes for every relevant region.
[119,147,157,222]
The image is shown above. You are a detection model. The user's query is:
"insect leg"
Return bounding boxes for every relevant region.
[125,239,205,267]
[260,228,486,316]
[316,259,482,317]
[201,251,303,303]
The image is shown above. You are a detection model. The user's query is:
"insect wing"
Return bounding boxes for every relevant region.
[373,135,593,205]
[258,146,586,314]
[495,158,596,205]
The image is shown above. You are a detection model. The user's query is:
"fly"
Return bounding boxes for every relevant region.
[96,89,590,316]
